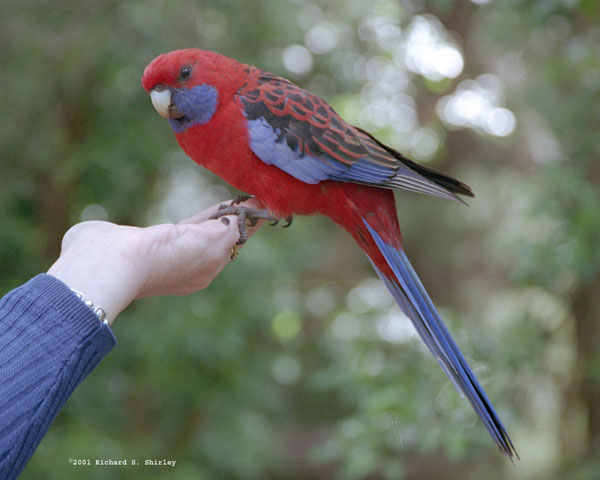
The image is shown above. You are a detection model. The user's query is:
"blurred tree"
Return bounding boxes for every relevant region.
[1,0,599,479]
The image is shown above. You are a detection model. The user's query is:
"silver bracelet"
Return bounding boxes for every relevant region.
[71,289,111,326]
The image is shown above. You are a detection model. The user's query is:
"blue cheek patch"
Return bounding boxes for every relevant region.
[169,85,218,133]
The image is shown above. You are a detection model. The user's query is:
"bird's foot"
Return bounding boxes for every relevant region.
[210,203,293,246]
[229,195,293,227]
[267,216,293,228]
[231,194,255,205]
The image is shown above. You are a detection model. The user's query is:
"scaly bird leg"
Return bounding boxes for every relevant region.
[229,195,293,229]
[209,203,293,246]
[231,194,255,205]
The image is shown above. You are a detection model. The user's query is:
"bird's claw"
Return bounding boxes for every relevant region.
[269,216,293,228]
[210,203,292,246]
[231,194,254,205]
[229,243,240,260]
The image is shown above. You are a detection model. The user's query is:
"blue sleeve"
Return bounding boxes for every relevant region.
[0,274,117,479]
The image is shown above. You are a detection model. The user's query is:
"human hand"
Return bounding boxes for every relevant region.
[47,198,263,325]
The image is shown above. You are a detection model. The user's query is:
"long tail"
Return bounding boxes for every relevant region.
[363,219,518,459]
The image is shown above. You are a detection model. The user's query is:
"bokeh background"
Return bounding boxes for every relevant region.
[2,0,600,478]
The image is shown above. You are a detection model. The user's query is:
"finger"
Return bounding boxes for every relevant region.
[178,197,266,226]
[184,215,241,253]
[179,202,265,249]
[177,200,236,225]
[137,216,241,298]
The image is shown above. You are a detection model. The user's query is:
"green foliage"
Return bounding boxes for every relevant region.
[1,0,599,479]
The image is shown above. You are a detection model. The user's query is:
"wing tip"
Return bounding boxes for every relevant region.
[353,126,476,201]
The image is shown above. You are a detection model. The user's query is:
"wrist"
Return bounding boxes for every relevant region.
[47,254,139,326]
[70,288,110,325]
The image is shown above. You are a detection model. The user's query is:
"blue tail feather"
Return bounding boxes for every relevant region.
[363,220,517,459]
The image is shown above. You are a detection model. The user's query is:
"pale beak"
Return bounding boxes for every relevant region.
[150,87,184,119]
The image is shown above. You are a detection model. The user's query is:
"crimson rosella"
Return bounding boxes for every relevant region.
[142,49,517,458]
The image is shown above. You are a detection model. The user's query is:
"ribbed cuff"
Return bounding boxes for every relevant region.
[24,274,116,338]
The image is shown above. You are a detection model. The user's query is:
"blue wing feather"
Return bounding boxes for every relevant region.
[245,112,462,201]
[238,69,470,201]
[246,117,345,184]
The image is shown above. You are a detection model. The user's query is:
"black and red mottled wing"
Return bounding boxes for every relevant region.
[236,68,472,201]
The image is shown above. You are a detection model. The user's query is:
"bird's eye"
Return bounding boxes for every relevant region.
[178,66,192,81]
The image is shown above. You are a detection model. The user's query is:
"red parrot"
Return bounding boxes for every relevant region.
[142,49,517,458]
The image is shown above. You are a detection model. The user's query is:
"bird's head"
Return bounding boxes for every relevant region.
[142,49,243,133]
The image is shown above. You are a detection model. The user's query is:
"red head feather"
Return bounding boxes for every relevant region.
[142,48,246,97]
